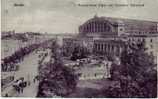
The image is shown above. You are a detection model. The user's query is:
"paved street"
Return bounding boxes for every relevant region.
[16,51,39,97]
[2,51,40,97]
[14,51,39,81]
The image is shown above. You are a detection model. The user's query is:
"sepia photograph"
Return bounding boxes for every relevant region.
[1,0,158,98]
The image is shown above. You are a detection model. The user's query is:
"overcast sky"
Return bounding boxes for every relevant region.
[2,0,158,34]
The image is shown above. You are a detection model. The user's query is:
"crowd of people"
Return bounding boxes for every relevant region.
[2,39,55,97]
[12,77,27,94]
[12,75,39,95]
[1,43,40,72]
[3,75,40,97]
[1,43,41,93]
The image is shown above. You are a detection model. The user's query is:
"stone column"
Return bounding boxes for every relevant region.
[103,43,105,53]
[98,44,100,52]
[98,23,100,33]
[100,23,102,32]
[92,22,94,33]
[91,23,92,33]
[96,23,98,33]
[119,47,122,55]
[96,43,98,52]
[99,43,101,51]
[91,23,93,33]
[117,45,121,56]
[98,23,100,32]
[113,46,116,55]
[109,44,111,53]
[87,25,89,32]
[101,23,103,32]
[104,44,107,53]
[96,44,98,52]
[89,23,91,33]
[106,44,108,53]
[95,22,97,32]
[96,43,99,51]
[87,24,89,33]
[103,23,106,32]
[101,43,104,52]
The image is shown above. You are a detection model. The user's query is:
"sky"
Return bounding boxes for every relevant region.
[1,0,158,34]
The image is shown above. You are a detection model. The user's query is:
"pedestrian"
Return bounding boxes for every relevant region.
[24,81,27,87]
[27,74,31,86]
[33,78,36,83]
[19,82,23,93]
[5,93,9,97]
[21,87,24,93]
[20,82,26,93]
[28,81,31,86]
[17,86,20,93]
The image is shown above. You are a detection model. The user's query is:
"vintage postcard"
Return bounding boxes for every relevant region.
[1,0,158,98]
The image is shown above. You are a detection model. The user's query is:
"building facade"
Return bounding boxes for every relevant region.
[63,15,158,62]
[79,15,158,37]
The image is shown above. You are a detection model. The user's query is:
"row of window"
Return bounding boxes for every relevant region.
[128,38,153,43]
[94,43,121,52]
[82,22,111,33]
[80,72,104,78]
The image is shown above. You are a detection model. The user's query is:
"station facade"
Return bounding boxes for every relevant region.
[63,15,158,62]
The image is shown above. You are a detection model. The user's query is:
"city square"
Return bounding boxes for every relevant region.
[1,15,158,97]
[1,0,158,98]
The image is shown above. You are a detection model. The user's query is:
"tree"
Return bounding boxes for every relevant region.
[103,41,157,98]
[70,45,89,61]
[37,40,78,97]
[71,46,80,61]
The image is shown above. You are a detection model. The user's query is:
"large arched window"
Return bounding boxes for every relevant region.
[82,19,112,33]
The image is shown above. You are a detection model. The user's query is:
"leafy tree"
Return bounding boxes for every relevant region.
[71,45,89,61]
[103,41,157,98]
[71,46,80,61]
[37,40,78,97]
